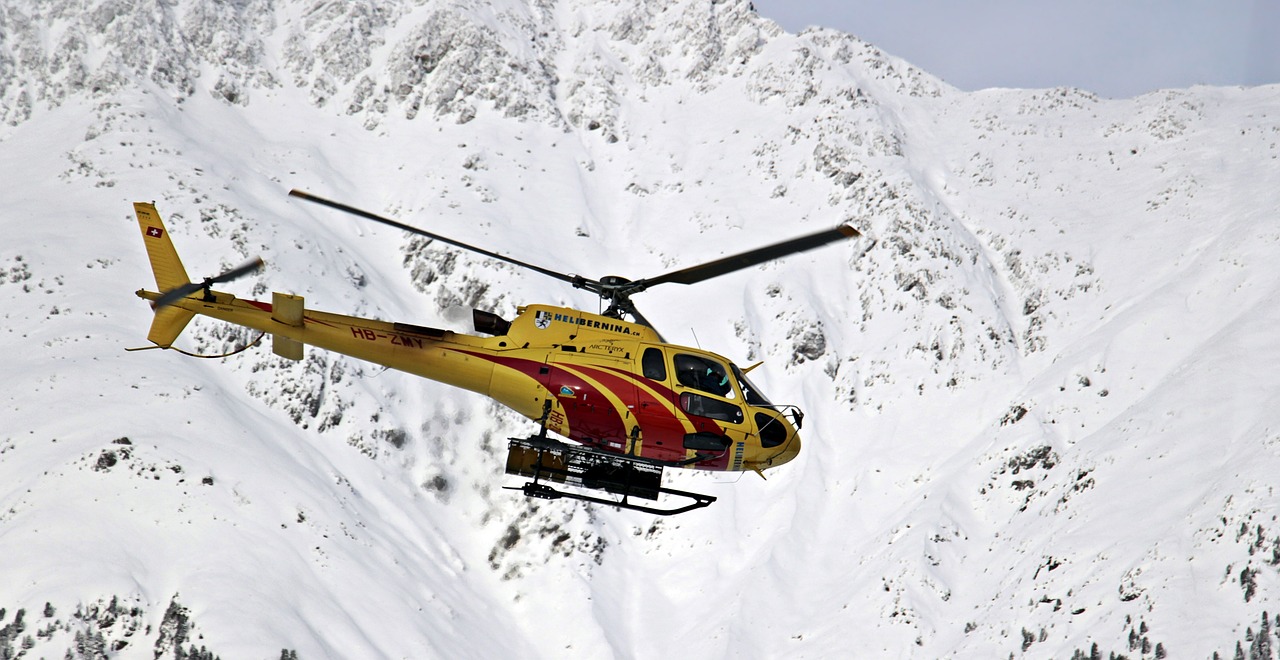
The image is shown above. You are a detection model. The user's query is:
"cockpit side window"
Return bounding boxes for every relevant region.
[673,353,735,399]
[641,347,667,381]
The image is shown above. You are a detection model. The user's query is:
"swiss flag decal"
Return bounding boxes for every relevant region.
[146,226,164,239]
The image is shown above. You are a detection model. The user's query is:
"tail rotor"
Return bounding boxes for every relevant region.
[152,257,264,309]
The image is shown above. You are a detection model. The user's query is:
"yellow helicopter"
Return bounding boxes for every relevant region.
[132,191,859,514]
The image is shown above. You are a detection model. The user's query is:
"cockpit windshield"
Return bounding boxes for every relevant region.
[731,364,772,406]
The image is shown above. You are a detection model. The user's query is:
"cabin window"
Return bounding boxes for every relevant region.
[641,347,667,381]
[673,353,735,399]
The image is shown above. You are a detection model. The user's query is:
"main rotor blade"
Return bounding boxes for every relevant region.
[638,224,860,289]
[624,303,666,343]
[289,189,584,287]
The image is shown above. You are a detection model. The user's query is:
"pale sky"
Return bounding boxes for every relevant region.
[749,0,1280,99]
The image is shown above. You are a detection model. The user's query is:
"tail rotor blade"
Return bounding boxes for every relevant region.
[152,282,205,309]
[210,257,265,285]
[153,257,264,309]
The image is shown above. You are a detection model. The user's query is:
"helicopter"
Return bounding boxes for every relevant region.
[132,190,859,514]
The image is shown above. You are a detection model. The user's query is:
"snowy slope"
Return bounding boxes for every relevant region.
[3,1,1280,657]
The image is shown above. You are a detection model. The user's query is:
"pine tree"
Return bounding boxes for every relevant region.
[1254,612,1274,660]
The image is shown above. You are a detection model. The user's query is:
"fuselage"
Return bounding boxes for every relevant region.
[139,288,802,473]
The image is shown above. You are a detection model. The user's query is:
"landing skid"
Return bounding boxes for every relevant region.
[503,436,717,516]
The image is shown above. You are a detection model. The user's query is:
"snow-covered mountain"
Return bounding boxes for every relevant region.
[3,0,1280,657]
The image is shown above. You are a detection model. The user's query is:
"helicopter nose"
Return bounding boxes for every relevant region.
[772,432,801,466]
[750,408,802,468]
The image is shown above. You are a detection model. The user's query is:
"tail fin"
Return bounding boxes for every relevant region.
[146,306,197,347]
[134,202,195,347]
[135,202,190,291]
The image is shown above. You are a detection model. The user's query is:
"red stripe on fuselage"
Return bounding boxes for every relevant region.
[549,364,631,444]
[453,351,733,470]
[571,364,734,469]
[598,365,733,470]
[460,352,630,448]
[558,364,693,464]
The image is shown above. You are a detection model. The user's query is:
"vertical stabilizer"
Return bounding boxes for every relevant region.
[134,202,195,347]
[146,306,196,348]
[134,202,191,292]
